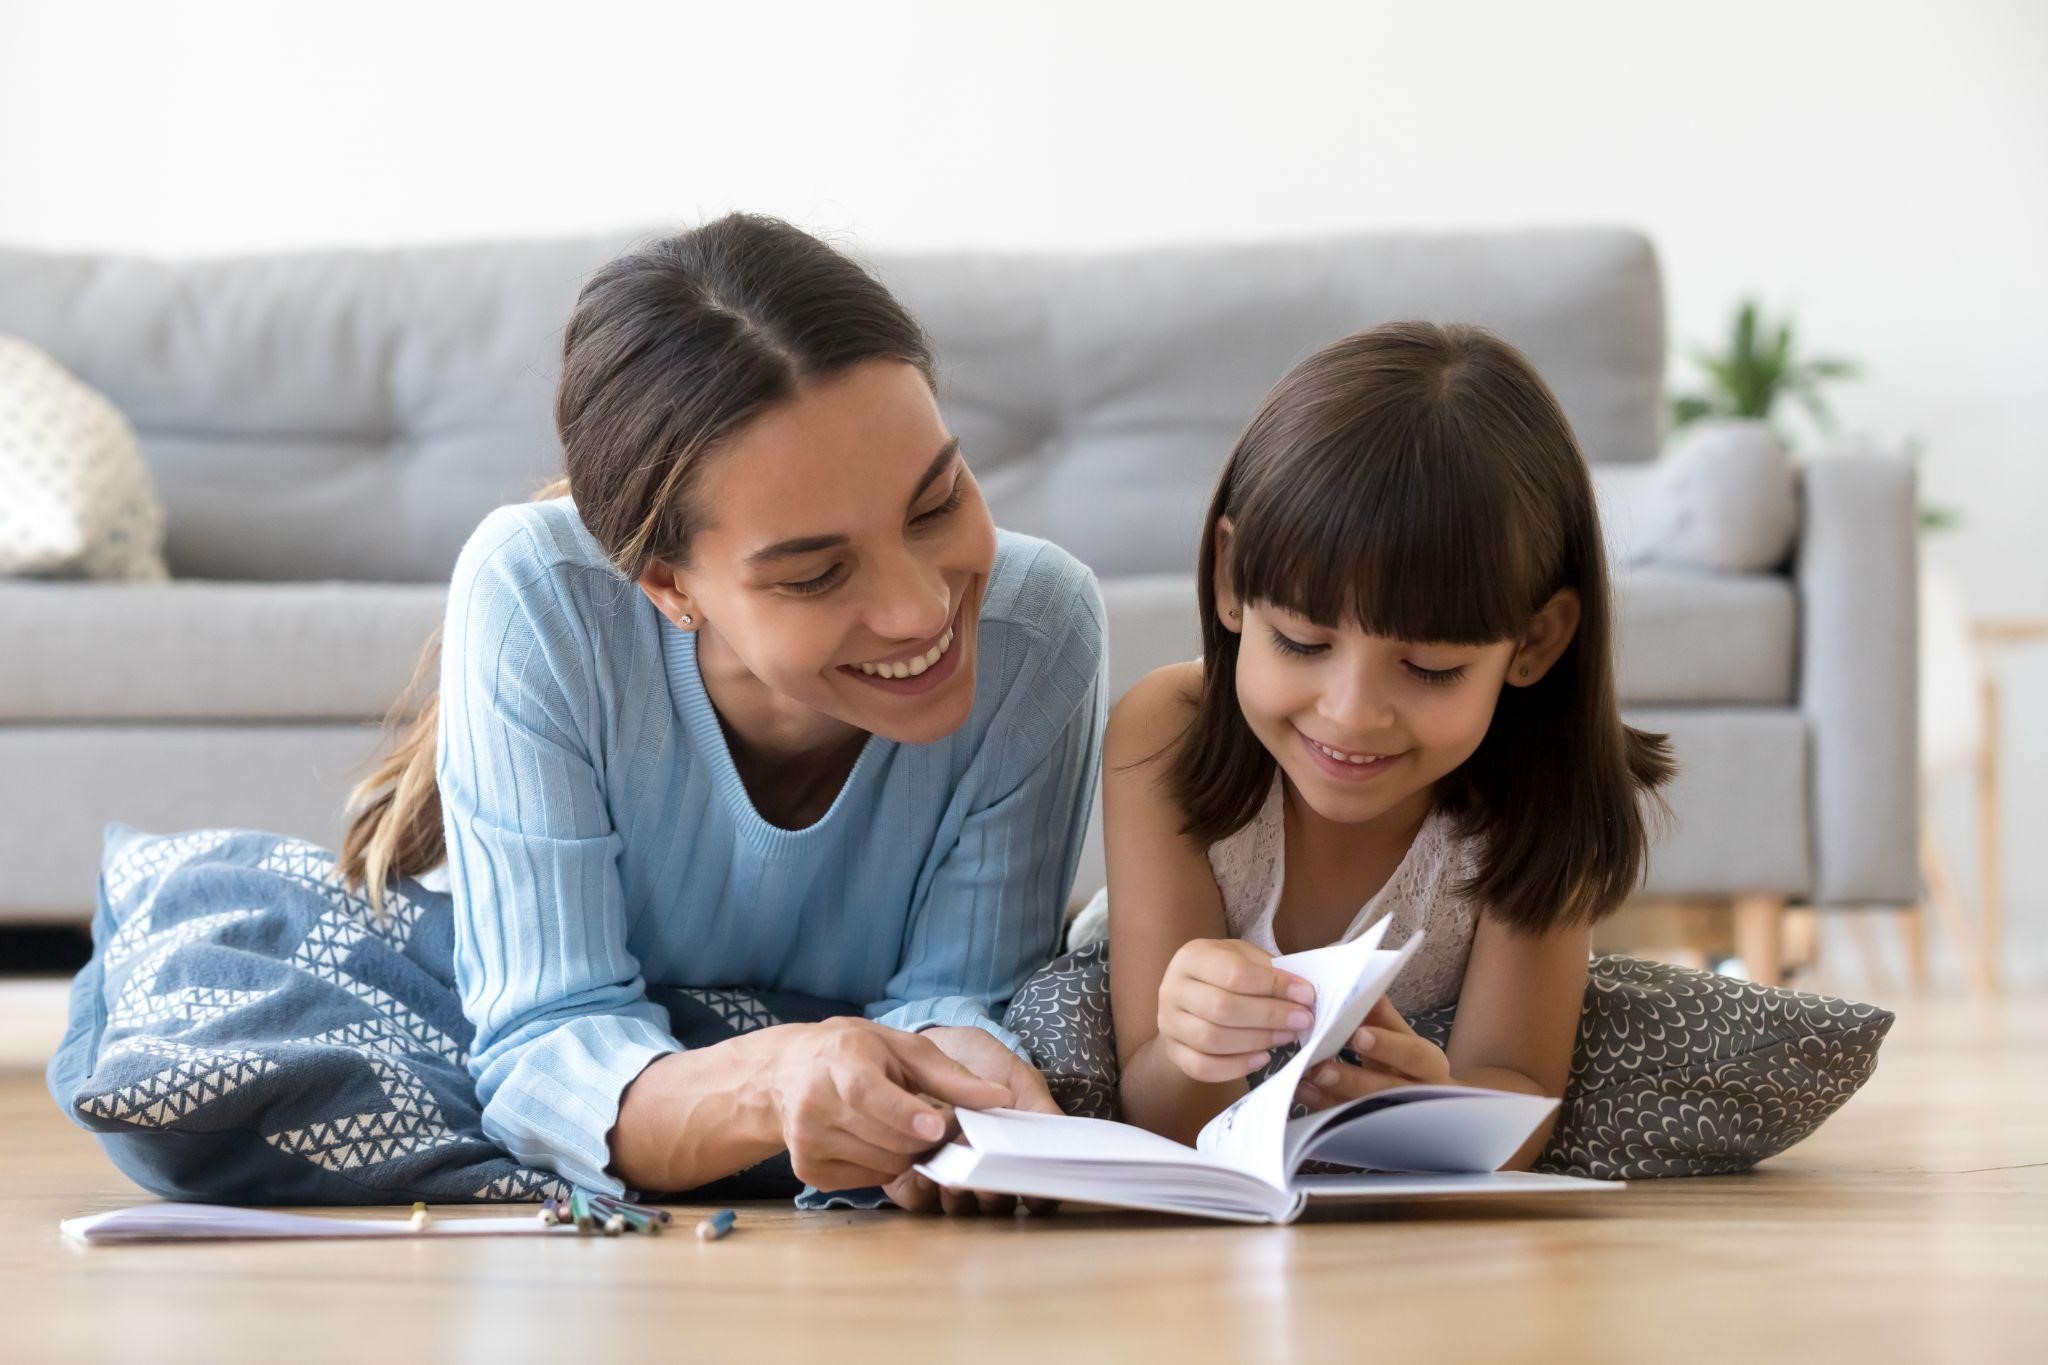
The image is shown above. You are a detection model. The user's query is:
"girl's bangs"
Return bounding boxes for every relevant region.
[1227,429,1548,646]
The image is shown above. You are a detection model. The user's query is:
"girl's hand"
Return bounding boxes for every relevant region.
[1295,996,1453,1110]
[882,1025,1062,1217]
[1157,938,1318,1083]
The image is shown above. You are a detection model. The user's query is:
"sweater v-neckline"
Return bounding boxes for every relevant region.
[663,624,883,858]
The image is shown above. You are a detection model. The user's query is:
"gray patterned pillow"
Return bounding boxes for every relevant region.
[1001,945,1893,1179]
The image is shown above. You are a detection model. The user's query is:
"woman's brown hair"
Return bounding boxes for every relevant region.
[340,214,936,907]
[1169,321,1674,932]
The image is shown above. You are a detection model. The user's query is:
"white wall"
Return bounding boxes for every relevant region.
[3,0,2043,983]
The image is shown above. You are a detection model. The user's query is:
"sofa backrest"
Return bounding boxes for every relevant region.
[0,228,1664,582]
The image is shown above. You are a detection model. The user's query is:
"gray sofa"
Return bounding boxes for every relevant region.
[0,228,1918,933]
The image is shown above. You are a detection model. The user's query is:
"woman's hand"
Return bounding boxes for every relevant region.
[766,1018,1012,1194]
[1294,996,1453,1110]
[882,1025,1062,1216]
[1156,938,1317,1083]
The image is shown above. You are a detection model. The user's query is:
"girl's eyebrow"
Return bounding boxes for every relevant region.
[745,438,961,565]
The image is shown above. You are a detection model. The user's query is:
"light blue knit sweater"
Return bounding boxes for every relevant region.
[436,498,1105,1194]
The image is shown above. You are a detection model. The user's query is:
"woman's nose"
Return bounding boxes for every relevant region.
[865,548,953,643]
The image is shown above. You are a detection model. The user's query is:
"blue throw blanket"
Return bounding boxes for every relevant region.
[49,825,856,1205]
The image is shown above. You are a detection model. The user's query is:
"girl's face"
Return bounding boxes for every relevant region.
[639,359,998,748]
[1218,526,1580,829]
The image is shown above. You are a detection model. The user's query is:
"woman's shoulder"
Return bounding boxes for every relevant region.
[454,496,612,585]
[981,530,1104,649]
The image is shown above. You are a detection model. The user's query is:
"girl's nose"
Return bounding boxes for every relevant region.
[1320,669,1396,737]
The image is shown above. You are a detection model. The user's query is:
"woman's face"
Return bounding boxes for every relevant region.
[641,359,998,748]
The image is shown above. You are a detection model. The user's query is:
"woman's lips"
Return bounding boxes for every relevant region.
[840,604,967,697]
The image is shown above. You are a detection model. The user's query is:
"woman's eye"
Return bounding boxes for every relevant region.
[911,479,965,528]
[1404,662,1467,686]
[782,563,848,597]
[1268,628,1327,658]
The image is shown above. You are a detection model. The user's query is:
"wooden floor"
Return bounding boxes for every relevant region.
[4,982,2045,1364]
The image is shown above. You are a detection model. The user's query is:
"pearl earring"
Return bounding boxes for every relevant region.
[1227,607,1240,620]
[679,613,695,628]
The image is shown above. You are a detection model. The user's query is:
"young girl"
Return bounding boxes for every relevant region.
[1105,321,1673,1166]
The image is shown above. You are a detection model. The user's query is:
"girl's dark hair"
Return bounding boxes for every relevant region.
[1169,321,1674,932]
[341,214,935,906]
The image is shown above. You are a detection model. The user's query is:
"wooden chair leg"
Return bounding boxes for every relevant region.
[1897,902,1930,992]
[1733,894,1786,987]
[1922,816,1994,996]
[1977,673,2004,993]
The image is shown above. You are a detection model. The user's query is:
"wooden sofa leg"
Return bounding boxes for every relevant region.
[1733,894,1787,987]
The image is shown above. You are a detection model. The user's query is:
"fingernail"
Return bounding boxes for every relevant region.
[1355,1031,1375,1051]
[1286,984,1315,1006]
[915,1113,945,1141]
[1287,1010,1313,1030]
[1314,1064,1338,1085]
[1272,1030,1298,1046]
[1247,1052,1271,1072]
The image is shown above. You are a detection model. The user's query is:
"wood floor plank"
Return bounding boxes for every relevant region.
[6,989,2045,1364]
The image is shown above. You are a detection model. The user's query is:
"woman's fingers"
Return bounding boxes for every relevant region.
[884,1168,944,1214]
[897,1036,1014,1112]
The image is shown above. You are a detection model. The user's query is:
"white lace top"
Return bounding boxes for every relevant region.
[1206,774,1479,1014]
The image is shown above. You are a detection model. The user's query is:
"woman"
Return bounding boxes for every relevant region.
[340,215,1105,1213]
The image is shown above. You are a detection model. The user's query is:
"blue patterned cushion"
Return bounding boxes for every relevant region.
[48,825,852,1204]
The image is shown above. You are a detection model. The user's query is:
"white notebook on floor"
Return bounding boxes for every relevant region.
[919,920,1621,1223]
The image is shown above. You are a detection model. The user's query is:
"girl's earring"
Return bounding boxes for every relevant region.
[1227,606,1240,620]
[1518,666,1529,679]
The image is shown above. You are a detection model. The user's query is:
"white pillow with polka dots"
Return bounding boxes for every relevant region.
[0,336,167,580]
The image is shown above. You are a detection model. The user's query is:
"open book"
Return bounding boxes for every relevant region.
[919,918,1620,1223]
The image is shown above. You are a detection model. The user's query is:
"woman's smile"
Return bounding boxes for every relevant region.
[839,599,969,696]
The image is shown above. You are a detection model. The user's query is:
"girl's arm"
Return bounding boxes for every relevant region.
[1108,665,1310,1145]
[1441,915,1589,1170]
[1300,914,1588,1172]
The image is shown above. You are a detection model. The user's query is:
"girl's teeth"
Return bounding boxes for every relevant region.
[1315,740,1379,765]
[857,625,954,678]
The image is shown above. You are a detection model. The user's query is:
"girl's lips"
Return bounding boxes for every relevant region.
[840,604,967,697]
[1296,727,1402,783]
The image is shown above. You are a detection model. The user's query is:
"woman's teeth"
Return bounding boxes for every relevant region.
[854,625,955,679]
[1311,738,1383,765]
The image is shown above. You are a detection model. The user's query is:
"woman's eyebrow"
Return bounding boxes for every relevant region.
[745,438,962,566]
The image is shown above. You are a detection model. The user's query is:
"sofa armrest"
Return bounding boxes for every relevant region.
[1796,452,1919,905]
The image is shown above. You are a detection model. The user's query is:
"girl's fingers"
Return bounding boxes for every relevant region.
[1184,981,1315,1033]
[1308,1059,1408,1103]
[1171,1009,1302,1055]
[1166,1040,1270,1083]
[1364,996,1417,1035]
[1349,1027,1451,1083]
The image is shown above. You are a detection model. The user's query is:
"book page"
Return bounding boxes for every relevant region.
[1193,921,1425,1186]
[954,1106,1215,1166]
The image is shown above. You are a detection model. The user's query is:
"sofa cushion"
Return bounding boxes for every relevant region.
[0,580,445,722]
[1612,566,1796,705]
[0,229,1666,584]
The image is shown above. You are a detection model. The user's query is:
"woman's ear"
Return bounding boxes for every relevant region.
[636,561,702,631]
[1213,517,1242,634]
[1507,588,1581,687]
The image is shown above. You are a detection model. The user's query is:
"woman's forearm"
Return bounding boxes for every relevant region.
[607,1027,794,1193]
[1117,1036,1252,1147]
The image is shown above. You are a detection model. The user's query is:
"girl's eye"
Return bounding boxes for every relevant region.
[912,478,965,528]
[1268,627,1327,658]
[1405,663,1467,686]
[782,563,848,598]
